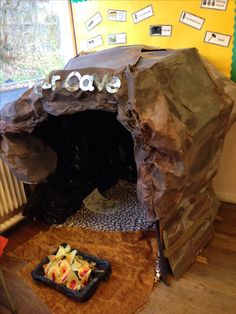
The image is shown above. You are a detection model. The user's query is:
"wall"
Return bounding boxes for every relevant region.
[213,7,236,203]
[213,123,236,203]
[72,0,234,77]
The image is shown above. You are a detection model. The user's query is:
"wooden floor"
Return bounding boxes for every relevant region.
[0,203,236,314]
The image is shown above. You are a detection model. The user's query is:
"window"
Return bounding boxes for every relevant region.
[0,0,75,106]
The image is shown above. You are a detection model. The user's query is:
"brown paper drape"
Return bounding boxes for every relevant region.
[8,227,157,314]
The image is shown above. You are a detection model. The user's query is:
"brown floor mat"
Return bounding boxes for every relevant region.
[8,227,157,314]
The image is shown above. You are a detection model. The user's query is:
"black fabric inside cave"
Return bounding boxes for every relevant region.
[24,111,137,224]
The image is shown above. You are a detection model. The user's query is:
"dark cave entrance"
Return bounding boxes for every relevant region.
[24,111,137,223]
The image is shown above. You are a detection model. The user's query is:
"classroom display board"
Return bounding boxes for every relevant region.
[71,0,235,78]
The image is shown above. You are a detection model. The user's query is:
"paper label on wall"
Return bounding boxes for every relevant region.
[201,0,228,11]
[87,35,103,49]
[204,31,231,47]
[108,33,126,44]
[179,11,205,30]
[150,25,172,36]
[85,12,102,31]
[132,5,154,24]
[107,10,127,22]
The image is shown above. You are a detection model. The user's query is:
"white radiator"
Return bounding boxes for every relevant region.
[0,159,27,233]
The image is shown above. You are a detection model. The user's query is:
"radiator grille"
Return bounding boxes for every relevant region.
[0,159,27,232]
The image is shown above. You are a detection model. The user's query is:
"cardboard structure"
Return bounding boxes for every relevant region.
[0,46,234,278]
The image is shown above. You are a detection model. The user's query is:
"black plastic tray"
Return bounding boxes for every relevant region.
[31,243,112,302]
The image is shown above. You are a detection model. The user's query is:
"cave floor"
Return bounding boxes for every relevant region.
[0,202,236,314]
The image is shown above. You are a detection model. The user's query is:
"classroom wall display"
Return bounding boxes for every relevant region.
[204,31,231,47]
[201,0,228,11]
[107,9,127,22]
[150,25,172,37]
[132,5,154,23]
[85,12,102,31]
[179,11,205,30]
[108,33,127,44]
[71,0,235,78]
[87,35,103,49]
